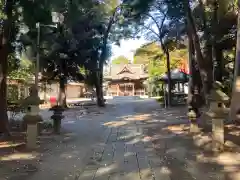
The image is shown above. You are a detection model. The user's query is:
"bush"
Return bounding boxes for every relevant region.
[156,96,164,103]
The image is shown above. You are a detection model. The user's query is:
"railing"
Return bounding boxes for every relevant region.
[107,90,146,96]
[134,90,146,96]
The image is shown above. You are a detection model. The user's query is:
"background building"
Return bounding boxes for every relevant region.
[104,64,148,96]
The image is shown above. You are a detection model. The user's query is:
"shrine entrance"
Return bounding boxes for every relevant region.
[118,82,135,96]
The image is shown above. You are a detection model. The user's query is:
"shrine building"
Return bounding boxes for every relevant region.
[104,64,148,96]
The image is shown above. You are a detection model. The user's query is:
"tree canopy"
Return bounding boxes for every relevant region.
[0,0,124,133]
[112,55,130,64]
[134,42,187,77]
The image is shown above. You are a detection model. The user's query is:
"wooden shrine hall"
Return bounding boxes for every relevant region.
[104,64,148,96]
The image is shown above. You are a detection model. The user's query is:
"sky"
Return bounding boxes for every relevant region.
[110,38,147,62]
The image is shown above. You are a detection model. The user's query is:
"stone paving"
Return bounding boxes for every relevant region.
[76,121,170,180]
[1,98,239,180]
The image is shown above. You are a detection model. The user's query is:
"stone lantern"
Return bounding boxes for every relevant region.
[206,81,230,151]
[22,86,43,149]
[49,106,65,134]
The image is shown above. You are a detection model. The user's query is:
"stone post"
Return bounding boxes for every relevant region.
[212,116,224,151]
[188,108,199,133]
[22,86,42,149]
[206,81,229,152]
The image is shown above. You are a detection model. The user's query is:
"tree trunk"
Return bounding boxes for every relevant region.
[184,0,213,103]
[0,0,13,136]
[58,76,67,107]
[213,46,223,82]
[95,8,118,107]
[199,0,213,77]
[97,42,107,107]
[229,3,240,122]
[43,81,47,102]
[165,48,172,107]
[94,71,105,107]
[0,51,10,135]
[212,0,222,82]
[187,28,204,120]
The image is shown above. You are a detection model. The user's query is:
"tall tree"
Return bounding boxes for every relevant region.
[123,0,183,106]
[20,0,119,107]
[0,0,14,135]
[134,41,187,78]
[229,1,240,122]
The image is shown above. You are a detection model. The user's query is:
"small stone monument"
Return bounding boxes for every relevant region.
[49,106,64,134]
[22,86,43,149]
[187,87,202,133]
[188,108,199,133]
[206,81,229,151]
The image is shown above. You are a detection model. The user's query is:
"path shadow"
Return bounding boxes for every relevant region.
[130,104,240,180]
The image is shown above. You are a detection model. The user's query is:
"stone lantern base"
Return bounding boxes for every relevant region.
[22,115,43,149]
[212,118,224,152]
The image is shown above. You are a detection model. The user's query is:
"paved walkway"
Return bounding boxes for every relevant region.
[1,98,239,180]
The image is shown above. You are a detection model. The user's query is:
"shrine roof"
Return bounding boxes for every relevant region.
[104,64,148,80]
[158,69,189,82]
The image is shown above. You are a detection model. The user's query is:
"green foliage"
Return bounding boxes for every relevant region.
[112,55,130,64]
[134,42,186,76]
[8,58,34,82]
[134,41,187,94]
[14,0,122,83]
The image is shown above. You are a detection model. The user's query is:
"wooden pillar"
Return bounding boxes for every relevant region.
[18,84,21,100]
[117,84,119,96]
[132,83,135,96]
[177,82,180,92]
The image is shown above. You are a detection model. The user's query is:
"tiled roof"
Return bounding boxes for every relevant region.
[104,64,148,80]
[159,69,189,82]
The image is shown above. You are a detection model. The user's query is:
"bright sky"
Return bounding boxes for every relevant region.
[110,38,147,62]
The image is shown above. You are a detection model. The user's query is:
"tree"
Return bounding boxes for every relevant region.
[20,0,119,107]
[123,0,238,120]
[134,42,160,64]
[8,58,34,82]
[95,2,126,107]
[0,0,14,135]
[122,0,184,106]
[112,55,130,64]
[229,1,240,122]
[134,41,187,79]
[0,0,122,134]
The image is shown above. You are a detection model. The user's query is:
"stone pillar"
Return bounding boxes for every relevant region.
[22,86,42,149]
[212,118,224,151]
[188,109,199,133]
[23,105,42,149]
[26,125,38,148]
